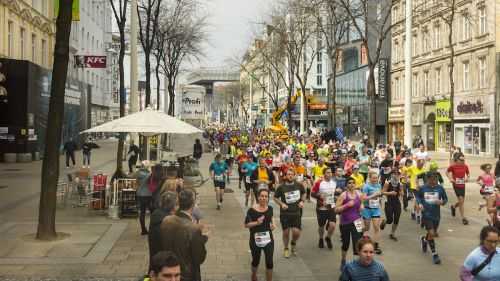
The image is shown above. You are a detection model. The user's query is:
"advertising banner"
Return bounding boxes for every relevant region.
[181,91,204,120]
[75,56,107,68]
[436,100,451,122]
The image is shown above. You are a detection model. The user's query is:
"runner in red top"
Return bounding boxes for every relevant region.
[446,155,470,225]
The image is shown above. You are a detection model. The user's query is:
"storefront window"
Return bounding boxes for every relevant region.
[455,127,464,151]
[480,128,489,154]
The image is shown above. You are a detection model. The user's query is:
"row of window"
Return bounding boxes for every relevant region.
[392,6,487,63]
[7,21,47,66]
[392,57,488,101]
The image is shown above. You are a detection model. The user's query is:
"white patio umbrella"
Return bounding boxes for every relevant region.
[81,107,202,135]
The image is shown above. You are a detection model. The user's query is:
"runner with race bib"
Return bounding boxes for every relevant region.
[361,171,383,255]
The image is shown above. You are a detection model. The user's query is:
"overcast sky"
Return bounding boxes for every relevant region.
[200,0,269,67]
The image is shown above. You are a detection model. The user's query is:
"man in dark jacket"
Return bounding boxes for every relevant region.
[193,139,203,161]
[160,189,208,281]
[63,138,77,168]
[127,140,141,173]
[149,191,177,271]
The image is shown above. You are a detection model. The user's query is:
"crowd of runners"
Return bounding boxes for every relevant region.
[206,127,500,281]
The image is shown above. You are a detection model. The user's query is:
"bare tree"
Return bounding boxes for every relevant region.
[156,0,206,116]
[137,0,162,107]
[339,0,394,144]
[312,0,349,129]
[109,0,129,177]
[37,0,73,240]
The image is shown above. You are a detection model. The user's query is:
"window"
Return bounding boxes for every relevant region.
[433,25,441,49]
[412,73,418,97]
[436,68,441,94]
[392,7,398,24]
[412,34,418,56]
[317,63,322,74]
[479,7,487,35]
[462,14,471,40]
[8,21,13,57]
[20,27,25,59]
[41,39,47,66]
[463,61,470,90]
[423,29,430,53]
[424,71,429,96]
[317,75,322,86]
[317,51,322,62]
[394,78,399,100]
[42,0,47,17]
[31,34,36,62]
[479,57,487,88]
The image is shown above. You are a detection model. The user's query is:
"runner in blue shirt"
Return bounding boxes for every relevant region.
[242,157,258,207]
[416,172,448,264]
[209,153,228,210]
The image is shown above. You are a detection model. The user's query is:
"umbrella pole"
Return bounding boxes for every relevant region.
[147,136,150,161]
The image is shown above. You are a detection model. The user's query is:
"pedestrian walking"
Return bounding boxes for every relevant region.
[245,189,275,281]
[82,137,99,168]
[160,189,208,281]
[339,237,390,281]
[127,140,140,174]
[460,226,500,281]
[63,137,77,168]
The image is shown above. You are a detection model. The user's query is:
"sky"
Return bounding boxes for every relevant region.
[200,0,269,67]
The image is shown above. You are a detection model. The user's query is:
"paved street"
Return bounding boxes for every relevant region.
[0,137,496,280]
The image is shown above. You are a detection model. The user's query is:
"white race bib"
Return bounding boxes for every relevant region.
[455,178,465,184]
[255,231,271,247]
[354,218,364,233]
[369,199,380,209]
[246,176,251,184]
[383,167,392,175]
[484,185,495,193]
[325,193,336,207]
[215,174,224,182]
[424,192,439,204]
[258,183,268,191]
[285,190,301,204]
[297,175,304,182]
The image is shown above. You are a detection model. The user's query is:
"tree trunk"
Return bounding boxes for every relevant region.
[114,27,127,177]
[155,62,161,110]
[167,79,175,116]
[287,89,293,133]
[36,0,73,241]
[145,52,151,107]
[332,72,337,129]
[448,1,456,160]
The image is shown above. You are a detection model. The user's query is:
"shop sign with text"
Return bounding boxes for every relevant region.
[436,100,450,122]
[454,95,492,119]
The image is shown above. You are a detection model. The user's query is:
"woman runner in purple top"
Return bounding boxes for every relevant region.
[336,177,365,270]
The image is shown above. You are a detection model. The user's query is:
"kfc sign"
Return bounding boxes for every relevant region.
[75,56,107,68]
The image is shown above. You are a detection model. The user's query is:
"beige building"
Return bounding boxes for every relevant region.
[0,0,55,68]
[390,0,496,156]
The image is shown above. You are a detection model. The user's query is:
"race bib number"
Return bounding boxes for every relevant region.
[369,199,380,209]
[285,190,301,204]
[255,231,271,248]
[354,218,364,233]
[297,175,304,182]
[484,185,495,194]
[418,178,425,187]
[383,167,392,175]
[246,176,251,184]
[455,178,465,184]
[424,192,439,204]
[258,183,268,191]
[215,175,224,182]
[325,193,336,207]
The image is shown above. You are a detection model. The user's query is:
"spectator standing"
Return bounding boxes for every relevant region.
[63,138,77,168]
[460,226,500,281]
[161,189,208,281]
[193,139,203,161]
[82,138,99,168]
[146,251,182,281]
[149,191,177,272]
[135,163,153,235]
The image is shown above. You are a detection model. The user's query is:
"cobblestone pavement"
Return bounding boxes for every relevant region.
[0,137,495,281]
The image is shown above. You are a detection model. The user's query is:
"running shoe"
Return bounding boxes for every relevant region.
[374,247,383,255]
[420,236,428,253]
[380,219,386,230]
[284,248,290,258]
[451,205,456,217]
[416,216,421,225]
[291,244,297,256]
[389,234,398,241]
[432,254,441,264]
[325,237,333,250]
[318,238,324,249]
[462,218,469,225]
[411,212,416,220]
[216,205,221,210]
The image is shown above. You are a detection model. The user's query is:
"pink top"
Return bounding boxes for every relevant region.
[478,172,495,187]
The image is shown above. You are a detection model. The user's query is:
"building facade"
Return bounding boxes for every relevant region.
[390,0,496,156]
